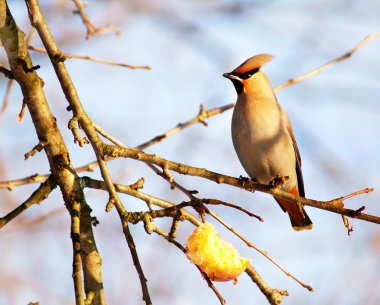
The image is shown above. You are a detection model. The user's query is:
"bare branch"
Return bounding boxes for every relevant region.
[203,198,264,222]
[71,0,121,40]
[68,117,89,147]
[208,210,314,291]
[342,214,354,235]
[82,177,200,226]
[246,265,289,305]
[26,0,122,215]
[147,224,226,305]
[0,80,14,121]
[2,207,64,234]
[0,177,56,230]
[0,173,48,190]
[24,139,48,160]
[82,178,153,304]
[103,144,378,225]
[28,1,144,301]
[28,45,152,70]
[1,31,36,123]
[18,1,108,303]
[85,174,310,295]
[1,10,379,303]
[6,31,378,191]
[18,99,27,122]
[122,219,153,305]
[85,178,153,304]
[136,103,234,150]
[274,31,380,92]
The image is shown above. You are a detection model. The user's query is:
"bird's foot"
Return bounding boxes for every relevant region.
[239,175,256,192]
[269,175,289,189]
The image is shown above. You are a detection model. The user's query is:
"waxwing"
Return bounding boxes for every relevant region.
[224,54,312,231]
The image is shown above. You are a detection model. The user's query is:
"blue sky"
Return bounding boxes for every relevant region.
[1,1,380,304]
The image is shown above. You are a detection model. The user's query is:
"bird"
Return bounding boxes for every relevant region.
[223,54,313,231]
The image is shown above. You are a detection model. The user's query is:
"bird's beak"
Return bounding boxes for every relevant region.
[223,72,241,81]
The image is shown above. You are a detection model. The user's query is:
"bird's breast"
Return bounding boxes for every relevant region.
[231,95,296,187]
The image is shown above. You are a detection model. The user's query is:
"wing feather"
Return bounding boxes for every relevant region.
[286,122,305,197]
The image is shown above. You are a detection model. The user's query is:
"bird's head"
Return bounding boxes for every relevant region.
[223,54,274,94]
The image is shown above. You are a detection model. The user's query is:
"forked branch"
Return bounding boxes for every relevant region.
[103,144,378,224]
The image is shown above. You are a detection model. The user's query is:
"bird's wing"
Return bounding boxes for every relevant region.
[286,122,305,197]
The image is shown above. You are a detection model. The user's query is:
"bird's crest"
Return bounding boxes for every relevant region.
[232,54,274,74]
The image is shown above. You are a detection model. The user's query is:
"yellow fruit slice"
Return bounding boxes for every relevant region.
[186,222,250,282]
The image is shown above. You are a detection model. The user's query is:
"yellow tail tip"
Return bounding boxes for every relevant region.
[292,223,313,231]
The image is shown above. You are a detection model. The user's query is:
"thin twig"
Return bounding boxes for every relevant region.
[1,31,34,122]
[0,177,57,229]
[0,173,48,190]
[71,0,121,40]
[274,31,380,92]
[68,117,89,147]
[149,224,226,305]
[68,102,234,176]
[203,198,264,222]
[330,188,373,203]
[341,215,354,235]
[0,80,14,121]
[95,123,197,199]
[82,177,200,226]
[28,45,152,70]
[24,139,48,160]
[136,103,234,150]
[245,265,288,305]
[208,210,314,291]
[2,207,64,233]
[122,219,153,305]
[18,99,27,122]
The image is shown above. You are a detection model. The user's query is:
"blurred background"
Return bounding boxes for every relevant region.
[1,1,379,304]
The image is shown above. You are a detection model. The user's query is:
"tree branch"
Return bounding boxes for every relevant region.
[0,79,14,121]
[28,45,152,70]
[246,265,288,305]
[208,209,313,291]
[84,176,311,294]
[274,31,380,92]
[82,176,200,226]
[25,7,153,302]
[103,144,377,224]
[71,0,121,40]
[136,103,234,150]
[148,224,226,305]
[0,176,56,229]
[1,1,108,304]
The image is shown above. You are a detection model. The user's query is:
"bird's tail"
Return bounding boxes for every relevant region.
[289,206,313,231]
[275,186,313,231]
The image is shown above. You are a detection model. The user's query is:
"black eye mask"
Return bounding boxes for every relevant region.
[224,67,260,94]
[236,67,259,80]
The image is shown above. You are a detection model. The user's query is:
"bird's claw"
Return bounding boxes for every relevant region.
[269,175,289,188]
[239,175,256,192]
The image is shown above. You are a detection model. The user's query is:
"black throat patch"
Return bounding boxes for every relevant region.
[231,67,260,94]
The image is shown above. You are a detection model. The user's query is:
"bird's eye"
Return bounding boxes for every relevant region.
[241,72,252,79]
[239,68,259,80]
